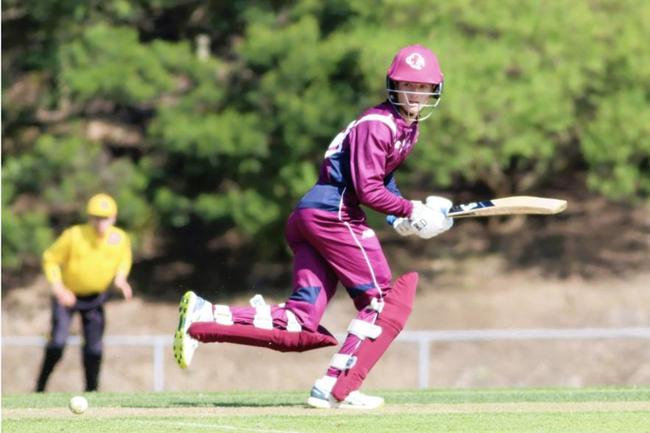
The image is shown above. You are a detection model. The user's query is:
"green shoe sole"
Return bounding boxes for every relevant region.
[173,291,194,369]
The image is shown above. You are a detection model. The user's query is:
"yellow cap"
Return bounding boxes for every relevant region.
[86,193,117,217]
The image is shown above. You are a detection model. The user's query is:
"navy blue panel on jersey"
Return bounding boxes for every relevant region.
[296,184,345,212]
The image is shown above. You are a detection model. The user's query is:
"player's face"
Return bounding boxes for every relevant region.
[89,215,116,236]
[395,81,435,115]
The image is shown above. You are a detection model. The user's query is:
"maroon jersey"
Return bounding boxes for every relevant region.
[297,102,418,221]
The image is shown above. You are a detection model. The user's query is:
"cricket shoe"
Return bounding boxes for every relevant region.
[306,376,384,410]
[306,377,335,409]
[337,391,384,410]
[173,291,213,369]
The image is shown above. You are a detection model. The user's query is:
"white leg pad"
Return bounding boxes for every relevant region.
[214,304,233,325]
[347,319,382,340]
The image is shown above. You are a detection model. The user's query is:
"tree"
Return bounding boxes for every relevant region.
[3,0,648,282]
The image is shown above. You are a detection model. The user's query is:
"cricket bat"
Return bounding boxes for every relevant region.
[448,196,567,218]
[387,196,567,225]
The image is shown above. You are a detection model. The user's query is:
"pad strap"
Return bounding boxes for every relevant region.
[330,353,357,370]
[250,294,273,330]
[285,309,302,333]
[214,305,233,325]
[370,298,384,313]
[347,319,382,340]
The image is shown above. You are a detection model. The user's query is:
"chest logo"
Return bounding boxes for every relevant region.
[395,139,412,153]
[107,232,122,245]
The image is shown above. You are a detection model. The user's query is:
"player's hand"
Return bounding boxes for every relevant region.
[52,283,77,307]
[423,195,454,235]
[114,274,133,301]
[425,196,454,217]
[391,216,417,236]
[409,197,454,239]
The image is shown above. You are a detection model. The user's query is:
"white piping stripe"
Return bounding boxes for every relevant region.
[334,150,388,361]
[356,114,397,138]
[325,114,396,158]
[337,187,346,221]
[343,221,382,299]
[336,187,383,299]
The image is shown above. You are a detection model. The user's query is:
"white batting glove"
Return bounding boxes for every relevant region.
[392,217,417,236]
[424,195,454,234]
[409,197,454,239]
[425,196,454,217]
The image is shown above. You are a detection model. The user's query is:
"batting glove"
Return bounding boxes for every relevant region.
[391,216,417,236]
[410,197,454,239]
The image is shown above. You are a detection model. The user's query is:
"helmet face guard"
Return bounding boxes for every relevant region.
[385,44,444,121]
[386,80,443,121]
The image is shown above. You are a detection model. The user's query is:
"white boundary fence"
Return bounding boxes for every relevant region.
[4,327,650,391]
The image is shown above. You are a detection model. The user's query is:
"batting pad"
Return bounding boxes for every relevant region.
[188,322,338,353]
[331,272,418,401]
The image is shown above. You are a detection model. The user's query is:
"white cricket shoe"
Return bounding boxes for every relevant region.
[338,391,384,410]
[306,377,336,409]
[306,376,384,410]
[173,291,213,369]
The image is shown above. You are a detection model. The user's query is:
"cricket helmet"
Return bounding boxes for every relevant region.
[86,193,117,218]
[386,44,444,119]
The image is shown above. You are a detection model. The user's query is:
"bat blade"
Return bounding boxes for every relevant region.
[448,196,567,218]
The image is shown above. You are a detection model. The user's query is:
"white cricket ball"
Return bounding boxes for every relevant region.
[69,395,88,414]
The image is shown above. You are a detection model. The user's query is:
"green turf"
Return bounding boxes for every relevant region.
[3,387,650,433]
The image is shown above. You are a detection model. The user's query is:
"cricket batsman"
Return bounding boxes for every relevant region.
[173,44,453,409]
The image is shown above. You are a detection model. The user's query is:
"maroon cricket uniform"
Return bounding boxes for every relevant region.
[224,102,420,358]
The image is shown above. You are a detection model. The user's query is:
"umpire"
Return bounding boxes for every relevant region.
[35,193,133,392]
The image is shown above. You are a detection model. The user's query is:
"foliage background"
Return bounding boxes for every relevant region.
[3,0,649,293]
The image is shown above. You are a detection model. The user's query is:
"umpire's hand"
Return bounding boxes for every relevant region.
[114,273,133,300]
[52,282,77,307]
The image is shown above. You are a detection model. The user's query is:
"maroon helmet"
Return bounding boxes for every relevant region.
[386,45,444,120]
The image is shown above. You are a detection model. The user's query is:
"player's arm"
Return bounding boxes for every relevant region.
[348,123,413,217]
[349,122,452,238]
[42,228,77,307]
[384,172,402,197]
[383,172,421,236]
[113,233,133,300]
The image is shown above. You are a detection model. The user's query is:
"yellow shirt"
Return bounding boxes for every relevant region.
[43,224,132,295]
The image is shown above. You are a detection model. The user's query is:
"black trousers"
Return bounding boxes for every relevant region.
[35,292,109,392]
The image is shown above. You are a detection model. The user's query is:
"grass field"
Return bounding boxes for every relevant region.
[3,387,650,433]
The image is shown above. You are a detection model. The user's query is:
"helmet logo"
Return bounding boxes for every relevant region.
[405,53,425,70]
